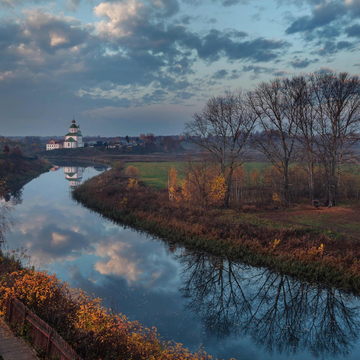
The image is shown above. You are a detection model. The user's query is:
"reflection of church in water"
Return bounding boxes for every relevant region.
[64,167,83,189]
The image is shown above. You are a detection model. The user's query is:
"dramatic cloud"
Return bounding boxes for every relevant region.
[0,0,358,136]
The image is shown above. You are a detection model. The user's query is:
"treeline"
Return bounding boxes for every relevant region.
[183,72,360,207]
[0,145,51,188]
[0,136,43,155]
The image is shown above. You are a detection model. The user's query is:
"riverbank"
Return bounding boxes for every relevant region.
[73,167,360,294]
[0,156,52,190]
[0,250,212,360]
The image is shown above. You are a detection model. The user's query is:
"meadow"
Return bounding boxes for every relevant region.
[125,161,270,188]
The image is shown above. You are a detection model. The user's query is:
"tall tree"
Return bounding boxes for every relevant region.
[184,90,256,206]
[308,72,360,206]
[248,77,305,205]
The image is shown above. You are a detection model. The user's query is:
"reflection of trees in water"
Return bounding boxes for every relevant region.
[0,200,17,243]
[0,184,21,242]
[177,250,360,358]
[3,188,23,205]
[94,166,108,172]
[9,188,23,205]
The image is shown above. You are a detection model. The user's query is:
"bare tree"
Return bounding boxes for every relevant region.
[308,72,360,206]
[292,76,318,203]
[248,77,304,205]
[184,90,256,206]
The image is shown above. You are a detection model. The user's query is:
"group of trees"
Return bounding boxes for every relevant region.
[183,72,360,207]
[0,136,41,155]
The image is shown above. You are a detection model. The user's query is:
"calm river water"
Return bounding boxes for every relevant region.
[3,165,360,360]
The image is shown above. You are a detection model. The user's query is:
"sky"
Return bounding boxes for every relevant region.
[0,0,359,136]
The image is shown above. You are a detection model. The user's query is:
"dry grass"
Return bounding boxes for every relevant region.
[73,167,360,294]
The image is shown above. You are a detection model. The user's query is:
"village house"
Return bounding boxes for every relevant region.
[46,139,64,150]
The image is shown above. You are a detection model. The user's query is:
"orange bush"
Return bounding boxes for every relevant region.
[0,259,212,360]
[126,165,140,179]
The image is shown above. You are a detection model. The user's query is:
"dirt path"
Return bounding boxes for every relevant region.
[0,317,37,360]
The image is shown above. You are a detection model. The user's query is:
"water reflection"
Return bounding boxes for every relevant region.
[177,250,360,358]
[3,166,360,360]
[64,166,83,189]
[3,188,23,205]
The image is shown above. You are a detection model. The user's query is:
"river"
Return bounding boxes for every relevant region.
[3,165,360,360]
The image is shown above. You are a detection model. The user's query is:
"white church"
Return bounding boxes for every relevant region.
[46,119,84,150]
[64,166,83,189]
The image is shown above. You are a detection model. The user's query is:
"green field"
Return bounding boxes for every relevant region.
[125,162,270,188]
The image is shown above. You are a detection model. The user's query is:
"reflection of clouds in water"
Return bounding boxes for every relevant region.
[52,232,68,245]
[11,223,95,265]
[66,266,207,351]
[94,236,179,290]
[11,166,360,359]
[95,242,142,282]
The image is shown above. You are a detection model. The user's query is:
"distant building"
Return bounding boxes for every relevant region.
[46,139,64,150]
[46,118,84,150]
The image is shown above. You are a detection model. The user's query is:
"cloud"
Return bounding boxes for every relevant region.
[312,40,354,56]
[21,9,89,54]
[212,69,228,79]
[66,0,82,12]
[95,242,143,282]
[0,0,45,8]
[273,70,292,76]
[242,64,274,73]
[94,2,289,64]
[0,0,294,135]
[314,66,335,73]
[345,23,360,37]
[289,57,318,68]
[183,30,290,63]
[182,0,249,6]
[285,0,360,35]
[285,1,346,35]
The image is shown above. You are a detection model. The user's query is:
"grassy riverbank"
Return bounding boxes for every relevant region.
[0,250,212,360]
[73,167,360,294]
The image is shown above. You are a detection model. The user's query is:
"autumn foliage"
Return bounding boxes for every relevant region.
[126,165,140,179]
[73,168,360,295]
[0,250,212,360]
[168,162,227,208]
